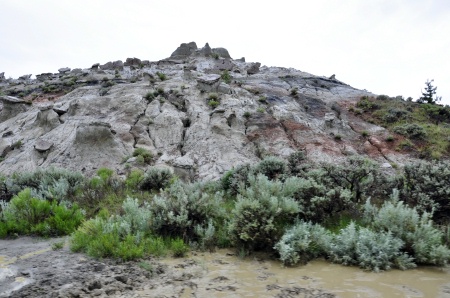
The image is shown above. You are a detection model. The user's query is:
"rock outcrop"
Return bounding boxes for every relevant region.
[0,42,410,179]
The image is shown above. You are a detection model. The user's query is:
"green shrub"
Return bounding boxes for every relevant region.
[0,189,84,237]
[393,123,427,139]
[385,135,395,142]
[52,240,65,250]
[290,88,298,96]
[243,111,251,119]
[150,180,224,242]
[253,156,288,180]
[382,108,410,123]
[221,164,252,196]
[221,70,231,84]
[329,222,415,272]
[287,151,309,176]
[144,92,155,102]
[132,147,153,164]
[212,53,219,59]
[363,191,450,266]
[357,98,380,111]
[156,72,167,81]
[274,221,331,265]
[5,168,84,202]
[361,130,369,137]
[139,167,173,191]
[320,156,384,203]
[228,175,300,252]
[208,100,219,108]
[402,161,450,221]
[376,95,390,101]
[70,197,153,260]
[125,169,144,189]
[170,238,189,257]
[283,176,353,222]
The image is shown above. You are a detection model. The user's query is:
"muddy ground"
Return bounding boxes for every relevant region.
[0,237,335,298]
[1,237,450,298]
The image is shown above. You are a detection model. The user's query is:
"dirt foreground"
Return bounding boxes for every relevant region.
[0,237,335,298]
[1,237,450,298]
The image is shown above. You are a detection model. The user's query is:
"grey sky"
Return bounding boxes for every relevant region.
[1,0,449,105]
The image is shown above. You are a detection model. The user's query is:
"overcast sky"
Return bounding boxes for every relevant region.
[1,0,449,105]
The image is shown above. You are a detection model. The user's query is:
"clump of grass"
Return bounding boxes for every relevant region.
[52,240,65,250]
[156,72,167,81]
[144,92,155,102]
[132,147,153,164]
[221,70,231,84]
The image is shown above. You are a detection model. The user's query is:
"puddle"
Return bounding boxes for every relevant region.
[139,249,450,298]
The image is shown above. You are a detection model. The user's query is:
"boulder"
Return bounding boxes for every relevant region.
[0,72,4,81]
[213,59,234,71]
[247,62,261,75]
[58,67,71,73]
[91,63,100,70]
[170,42,197,58]
[235,57,245,62]
[212,47,231,59]
[18,74,32,80]
[36,73,53,81]
[124,58,142,67]
[0,96,29,122]
[99,62,113,70]
[71,68,83,74]
[197,74,221,92]
[0,139,12,158]
[199,43,212,56]
[34,139,53,152]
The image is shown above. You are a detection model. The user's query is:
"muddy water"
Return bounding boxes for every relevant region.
[1,238,450,297]
[142,250,450,298]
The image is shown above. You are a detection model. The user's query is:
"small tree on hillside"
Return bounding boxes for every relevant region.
[418,79,440,104]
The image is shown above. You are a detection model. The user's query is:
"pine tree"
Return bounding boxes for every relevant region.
[418,79,440,104]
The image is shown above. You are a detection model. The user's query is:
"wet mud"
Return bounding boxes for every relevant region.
[1,237,450,297]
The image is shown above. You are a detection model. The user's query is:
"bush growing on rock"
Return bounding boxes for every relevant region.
[132,147,153,164]
[393,123,427,140]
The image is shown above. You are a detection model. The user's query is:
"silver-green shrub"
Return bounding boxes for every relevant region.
[283,176,352,222]
[328,222,415,272]
[364,190,450,266]
[5,168,84,202]
[150,180,224,242]
[228,175,299,252]
[139,167,173,191]
[402,161,450,222]
[274,221,331,265]
[253,156,288,180]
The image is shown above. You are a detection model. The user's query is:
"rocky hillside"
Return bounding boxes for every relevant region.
[0,42,412,180]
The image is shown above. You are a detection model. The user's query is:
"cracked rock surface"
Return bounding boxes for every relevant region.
[0,42,412,179]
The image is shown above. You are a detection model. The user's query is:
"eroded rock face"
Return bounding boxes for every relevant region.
[0,42,409,179]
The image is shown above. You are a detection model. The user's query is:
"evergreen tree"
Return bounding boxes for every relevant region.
[418,79,440,104]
